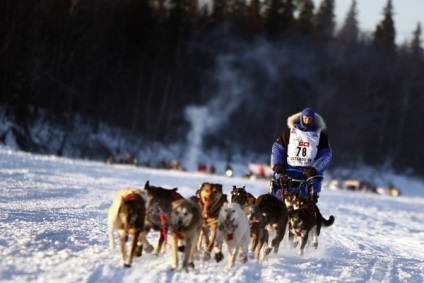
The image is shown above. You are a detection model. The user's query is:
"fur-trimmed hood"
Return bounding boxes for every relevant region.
[287,112,327,131]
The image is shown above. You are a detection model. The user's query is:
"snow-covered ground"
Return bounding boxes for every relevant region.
[1,146,423,283]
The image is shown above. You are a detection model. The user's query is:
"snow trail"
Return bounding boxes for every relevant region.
[1,148,423,282]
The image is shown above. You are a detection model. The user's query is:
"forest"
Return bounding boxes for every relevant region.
[1,0,423,174]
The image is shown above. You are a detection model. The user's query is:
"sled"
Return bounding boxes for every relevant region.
[270,168,323,201]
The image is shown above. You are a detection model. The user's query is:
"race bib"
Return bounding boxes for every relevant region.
[286,128,320,167]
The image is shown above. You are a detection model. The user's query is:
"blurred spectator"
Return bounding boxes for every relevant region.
[208,163,216,174]
[197,163,207,172]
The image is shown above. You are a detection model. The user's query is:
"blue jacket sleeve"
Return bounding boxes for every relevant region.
[312,148,332,174]
[271,142,286,169]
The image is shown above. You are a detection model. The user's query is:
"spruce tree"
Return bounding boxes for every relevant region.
[410,22,423,59]
[264,0,284,39]
[248,0,262,34]
[281,0,296,37]
[296,0,315,36]
[373,0,396,53]
[315,0,335,40]
[337,0,359,45]
[212,0,227,23]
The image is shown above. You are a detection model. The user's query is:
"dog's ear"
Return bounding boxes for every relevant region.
[199,183,206,191]
[214,184,223,193]
[144,181,150,189]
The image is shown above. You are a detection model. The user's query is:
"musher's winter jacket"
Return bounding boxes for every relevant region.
[270,111,332,193]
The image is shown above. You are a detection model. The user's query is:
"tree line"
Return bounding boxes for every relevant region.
[1,0,423,174]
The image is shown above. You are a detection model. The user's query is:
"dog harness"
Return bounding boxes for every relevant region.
[293,206,317,237]
[303,205,317,217]
[123,193,145,203]
[146,205,169,245]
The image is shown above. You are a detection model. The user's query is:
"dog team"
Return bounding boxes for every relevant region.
[107,181,335,271]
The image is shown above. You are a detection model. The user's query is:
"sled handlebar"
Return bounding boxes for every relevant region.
[275,168,324,183]
[290,175,324,184]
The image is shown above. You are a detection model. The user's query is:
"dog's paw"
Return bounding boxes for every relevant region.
[203,251,211,261]
[178,245,185,252]
[193,251,201,261]
[312,242,318,249]
[298,249,304,256]
[239,253,248,263]
[144,243,154,253]
[264,246,272,256]
[214,252,224,262]
[180,266,189,273]
[188,262,195,269]
[248,252,254,260]
[135,245,143,257]
[271,239,279,246]
[123,263,131,268]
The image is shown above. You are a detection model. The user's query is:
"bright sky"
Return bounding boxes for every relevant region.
[199,1,423,45]
[316,0,424,44]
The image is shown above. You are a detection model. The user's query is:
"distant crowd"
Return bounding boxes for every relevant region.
[106,155,233,177]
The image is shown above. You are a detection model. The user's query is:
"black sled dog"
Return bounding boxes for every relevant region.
[288,197,335,255]
[255,194,288,257]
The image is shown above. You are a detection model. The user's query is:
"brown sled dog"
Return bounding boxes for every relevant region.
[197,182,227,260]
[107,188,147,267]
[255,193,288,257]
[288,197,335,255]
[143,181,184,254]
[169,198,203,272]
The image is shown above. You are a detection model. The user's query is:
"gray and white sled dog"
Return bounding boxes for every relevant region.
[169,198,203,272]
[214,202,251,267]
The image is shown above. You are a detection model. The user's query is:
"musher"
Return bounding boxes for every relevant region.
[270,107,332,203]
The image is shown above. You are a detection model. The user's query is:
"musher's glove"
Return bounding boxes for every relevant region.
[303,167,317,179]
[273,164,285,175]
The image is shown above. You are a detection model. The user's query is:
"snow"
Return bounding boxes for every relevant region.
[1,146,424,283]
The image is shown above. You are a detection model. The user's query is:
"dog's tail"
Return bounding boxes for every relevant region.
[321,215,335,227]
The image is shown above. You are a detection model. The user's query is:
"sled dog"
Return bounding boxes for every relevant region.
[243,203,266,260]
[255,193,288,257]
[107,188,147,267]
[143,181,184,254]
[288,199,335,255]
[283,192,297,211]
[230,186,256,207]
[214,202,251,267]
[169,198,203,272]
[197,182,227,260]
